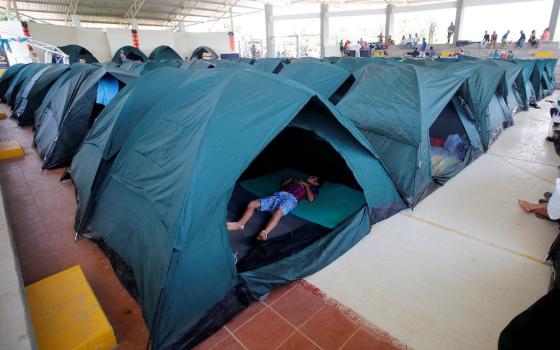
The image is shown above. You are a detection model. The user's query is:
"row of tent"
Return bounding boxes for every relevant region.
[0,55,557,349]
[58,44,219,64]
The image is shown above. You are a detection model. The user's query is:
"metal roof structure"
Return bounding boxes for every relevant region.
[0,0,457,30]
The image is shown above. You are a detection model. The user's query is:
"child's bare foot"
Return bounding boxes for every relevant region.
[256,230,268,241]
[227,222,245,231]
[518,200,533,213]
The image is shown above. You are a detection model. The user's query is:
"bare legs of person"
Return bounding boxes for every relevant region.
[226,200,283,240]
[227,200,260,231]
[258,209,283,241]
[518,200,550,220]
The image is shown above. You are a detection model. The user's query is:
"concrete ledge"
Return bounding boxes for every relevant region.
[0,185,37,349]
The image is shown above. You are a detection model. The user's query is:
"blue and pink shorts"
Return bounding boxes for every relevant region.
[258,191,299,216]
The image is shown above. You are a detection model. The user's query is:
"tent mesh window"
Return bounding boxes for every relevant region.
[228,125,365,272]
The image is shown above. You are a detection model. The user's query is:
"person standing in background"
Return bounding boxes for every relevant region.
[517,30,526,48]
[541,28,551,42]
[501,30,510,47]
[429,23,436,44]
[447,22,455,44]
[481,30,490,48]
[420,37,427,58]
[490,31,498,49]
[529,30,539,48]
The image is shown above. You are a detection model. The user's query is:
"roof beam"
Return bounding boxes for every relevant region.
[64,0,79,26]
[121,0,146,27]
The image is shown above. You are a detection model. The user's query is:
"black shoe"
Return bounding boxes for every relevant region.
[545,192,553,199]
[540,199,549,204]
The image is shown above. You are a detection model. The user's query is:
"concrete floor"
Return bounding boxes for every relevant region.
[306,95,560,350]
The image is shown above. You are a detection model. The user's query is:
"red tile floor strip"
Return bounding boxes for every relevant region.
[0,104,407,350]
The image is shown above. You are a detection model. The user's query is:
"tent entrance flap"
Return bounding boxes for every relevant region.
[228,127,366,272]
[429,101,469,179]
[428,96,482,184]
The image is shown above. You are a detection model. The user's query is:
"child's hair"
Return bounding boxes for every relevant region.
[310,176,325,188]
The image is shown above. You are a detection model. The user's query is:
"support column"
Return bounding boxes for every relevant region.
[265,4,275,58]
[71,14,81,28]
[6,0,12,20]
[12,1,21,21]
[550,0,560,41]
[320,3,329,58]
[178,21,185,32]
[229,7,234,32]
[453,0,464,44]
[385,4,393,40]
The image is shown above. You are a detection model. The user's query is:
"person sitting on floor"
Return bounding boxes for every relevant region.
[519,179,560,221]
[227,175,323,241]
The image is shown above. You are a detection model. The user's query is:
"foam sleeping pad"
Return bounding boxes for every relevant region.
[240,168,366,229]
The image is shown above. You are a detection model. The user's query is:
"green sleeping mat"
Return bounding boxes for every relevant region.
[240,168,366,229]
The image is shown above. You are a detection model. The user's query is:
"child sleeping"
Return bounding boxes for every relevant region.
[227,175,322,240]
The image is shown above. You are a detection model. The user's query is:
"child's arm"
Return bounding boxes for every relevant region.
[281,177,295,187]
[301,182,317,202]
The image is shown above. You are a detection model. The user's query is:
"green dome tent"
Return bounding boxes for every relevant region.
[3,63,45,106]
[534,59,557,98]
[149,45,182,61]
[513,59,537,106]
[129,59,183,74]
[209,59,253,69]
[543,58,557,91]
[35,64,137,169]
[279,60,354,103]
[238,57,255,65]
[112,45,148,64]
[494,60,526,113]
[190,46,218,60]
[252,58,286,73]
[13,64,70,126]
[338,63,484,206]
[425,59,511,150]
[180,60,215,69]
[0,63,26,98]
[70,68,406,349]
[336,57,386,75]
[59,44,98,64]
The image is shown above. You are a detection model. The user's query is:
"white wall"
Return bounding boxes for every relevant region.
[25,22,233,62]
[76,28,111,61]
[139,30,175,57]
[173,32,234,58]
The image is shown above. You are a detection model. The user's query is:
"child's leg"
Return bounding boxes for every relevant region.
[227,200,260,231]
[257,208,284,241]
